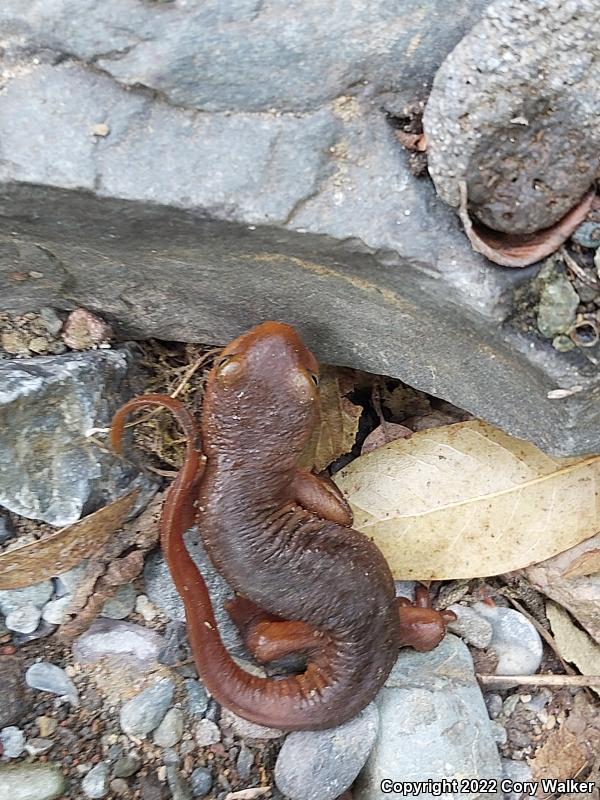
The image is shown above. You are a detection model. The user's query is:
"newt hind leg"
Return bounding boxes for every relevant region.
[225,595,325,664]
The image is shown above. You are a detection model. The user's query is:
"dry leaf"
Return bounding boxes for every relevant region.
[458,184,595,268]
[299,366,362,472]
[0,491,138,590]
[381,384,430,421]
[530,693,600,782]
[562,547,600,579]
[334,420,600,580]
[526,533,600,644]
[546,602,600,698]
[361,423,412,454]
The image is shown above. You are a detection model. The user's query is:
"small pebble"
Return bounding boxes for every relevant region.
[25,737,55,756]
[166,765,193,800]
[153,708,184,748]
[42,596,73,625]
[119,679,174,737]
[62,308,112,350]
[36,716,58,737]
[184,679,208,717]
[109,778,129,796]
[12,620,57,645]
[25,662,79,706]
[236,742,254,781]
[447,604,493,648]
[473,603,543,675]
[39,307,64,336]
[135,594,158,621]
[193,719,221,747]
[489,720,508,746]
[5,604,42,634]
[113,754,141,778]
[101,583,137,620]
[55,563,88,597]
[0,581,54,616]
[190,766,213,798]
[72,618,164,669]
[159,621,190,666]
[82,761,110,799]
[484,693,503,720]
[572,220,600,249]
[0,725,26,758]
[501,759,534,800]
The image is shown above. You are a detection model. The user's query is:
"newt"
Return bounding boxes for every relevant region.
[110,321,454,730]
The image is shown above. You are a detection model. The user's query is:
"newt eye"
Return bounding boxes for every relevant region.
[215,354,244,382]
[309,372,319,387]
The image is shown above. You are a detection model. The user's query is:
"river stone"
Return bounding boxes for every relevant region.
[424,0,600,234]
[0,582,54,616]
[81,761,110,799]
[25,662,79,706]
[119,679,175,738]
[72,618,165,670]
[0,348,147,526]
[144,530,243,655]
[0,3,597,458]
[0,763,65,800]
[275,703,379,800]
[473,604,544,675]
[354,635,501,800]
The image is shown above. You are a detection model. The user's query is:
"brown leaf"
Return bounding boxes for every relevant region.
[380,384,430,422]
[299,366,362,472]
[526,532,600,644]
[361,422,412,454]
[458,183,595,268]
[0,491,138,590]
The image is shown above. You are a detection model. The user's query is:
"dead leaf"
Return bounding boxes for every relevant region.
[299,366,362,472]
[362,423,412,454]
[0,491,138,590]
[458,183,595,268]
[394,130,427,152]
[380,383,430,421]
[561,547,600,580]
[526,533,600,644]
[334,420,600,580]
[546,602,600,698]
[530,693,600,782]
[59,491,162,639]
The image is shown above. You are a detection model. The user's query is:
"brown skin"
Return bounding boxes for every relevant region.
[111,321,454,731]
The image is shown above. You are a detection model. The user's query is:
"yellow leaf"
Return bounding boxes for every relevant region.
[334,420,600,580]
[0,491,138,590]
[299,366,361,472]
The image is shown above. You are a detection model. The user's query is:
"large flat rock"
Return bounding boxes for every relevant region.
[0,1,597,457]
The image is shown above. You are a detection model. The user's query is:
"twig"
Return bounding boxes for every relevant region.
[561,246,600,289]
[477,674,600,688]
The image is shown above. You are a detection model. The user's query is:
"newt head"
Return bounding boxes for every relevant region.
[203,321,320,458]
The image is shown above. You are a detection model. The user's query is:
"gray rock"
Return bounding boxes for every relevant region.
[5,605,42,634]
[189,766,212,798]
[355,635,501,800]
[447,604,494,649]
[41,596,73,626]
[11,620,57,646]
[183,679,209,719]
[100,583,136,620]
[166,766,193,800]
[0,3,597,458]
[572,221,600,249]
[81,761,110,799]
[0,763,65,800]
[0,348,150,526]
[158,621,191,666]
[112,754,141,778]
[25,662,79,706]
[501,759,534,800]
[54,562,89,597]
[72,618,164,669]
[275,703,379,800]
[219,708,283,741]
[236,743,254,782]
[0,726,26,759]
[145,530,242,654]
[153,708,184,748]
[473,604,543,675]
[193,719,221,748]
[24,738,54,756]
[424,0,600,234]
[0,582,54,616]
[119,679,174,738]
[0,657,28,728]
[0,512,16,545]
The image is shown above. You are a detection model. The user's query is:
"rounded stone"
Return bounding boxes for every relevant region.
[119,680,174,738]
[190,766,213,798]
[81,761,110,799]
[473,603,544,675]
